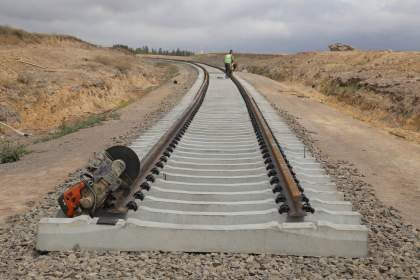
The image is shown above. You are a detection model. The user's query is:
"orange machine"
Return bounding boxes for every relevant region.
[59,181,86,218]
[58,146,140,218]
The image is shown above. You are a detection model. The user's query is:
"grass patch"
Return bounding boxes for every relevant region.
[246,65,287,82]
[115,99,131,110]
[154,63,179,81]
[167,65,179,77]
[107,110,121,120]
[37,110,120,142]
[0,140,29,164]
[93,55,133,73]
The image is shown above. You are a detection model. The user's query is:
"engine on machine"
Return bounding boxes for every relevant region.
[58,145,140,217]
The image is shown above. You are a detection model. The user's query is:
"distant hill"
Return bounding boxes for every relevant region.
[0,25,95,48]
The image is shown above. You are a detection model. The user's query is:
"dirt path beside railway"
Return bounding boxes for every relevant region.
[0,62,197,223]
[239,72,420,229]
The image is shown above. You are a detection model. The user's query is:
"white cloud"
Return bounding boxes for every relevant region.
[0,0,419,52]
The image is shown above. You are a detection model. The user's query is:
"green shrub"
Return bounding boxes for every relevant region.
[38,111,120,142]
[0,140,29,163]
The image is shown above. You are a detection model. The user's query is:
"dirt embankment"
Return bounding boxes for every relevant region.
[0,26,176,139]
[194,51,420,141]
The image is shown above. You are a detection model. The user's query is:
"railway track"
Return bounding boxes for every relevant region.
[37,61,367,257]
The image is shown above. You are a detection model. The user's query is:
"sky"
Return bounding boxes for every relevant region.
[0,0,419,53]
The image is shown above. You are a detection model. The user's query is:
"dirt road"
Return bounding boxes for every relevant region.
[239,72,420,228]
[0,62,197,223]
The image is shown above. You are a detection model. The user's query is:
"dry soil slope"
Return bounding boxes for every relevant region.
[0,26,176,137]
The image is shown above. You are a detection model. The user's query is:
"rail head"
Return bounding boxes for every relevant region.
[227,69,313,219]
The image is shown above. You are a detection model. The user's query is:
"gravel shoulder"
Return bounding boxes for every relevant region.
[238,72,420,229]
[0,61,197,223]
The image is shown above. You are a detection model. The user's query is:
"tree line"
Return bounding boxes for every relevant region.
[112,44,194,56]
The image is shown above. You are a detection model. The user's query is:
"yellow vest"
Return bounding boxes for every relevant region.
[224,54,233,64]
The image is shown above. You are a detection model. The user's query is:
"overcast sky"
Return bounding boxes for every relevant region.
[0,0,419,53]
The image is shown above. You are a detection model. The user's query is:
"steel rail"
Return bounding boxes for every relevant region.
[229,73,306,218]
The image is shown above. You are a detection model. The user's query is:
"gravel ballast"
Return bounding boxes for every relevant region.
[0,100,419,280]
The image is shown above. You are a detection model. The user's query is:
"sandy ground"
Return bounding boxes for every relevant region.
[0,62,197,223]
[238,72,420,228]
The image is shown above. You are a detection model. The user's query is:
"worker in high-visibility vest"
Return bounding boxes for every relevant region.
[224,50,234,78]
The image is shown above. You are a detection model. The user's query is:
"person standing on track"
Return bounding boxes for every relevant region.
[224,49,234,78]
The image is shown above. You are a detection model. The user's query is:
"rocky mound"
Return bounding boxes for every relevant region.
[328,43,355,51]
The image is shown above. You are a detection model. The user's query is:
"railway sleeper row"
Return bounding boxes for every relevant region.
[37,62,368,257]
